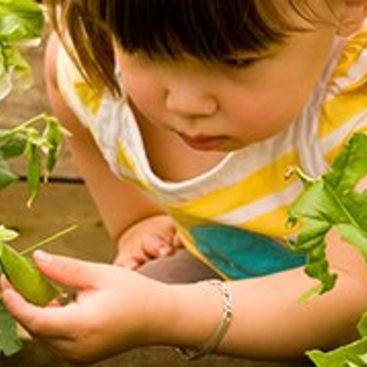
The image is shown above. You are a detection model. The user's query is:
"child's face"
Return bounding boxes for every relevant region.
[114,7,340,152]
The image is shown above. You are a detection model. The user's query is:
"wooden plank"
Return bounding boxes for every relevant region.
[0,181,114,262]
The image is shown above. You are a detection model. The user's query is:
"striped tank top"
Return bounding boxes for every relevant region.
[57,27,367,279]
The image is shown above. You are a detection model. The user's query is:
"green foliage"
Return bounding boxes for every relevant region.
[0,224,76,357]
[287,133,367,298]
[0,114,69,207]
[0,300,22,356]
[0,0,44,41]
[0,0,47,356]
[306,312,367,366]
[0,116,70,355]
[287,133,367,366]
[0,0,44,99]
[307,339,367,367]
[0,226,22,356]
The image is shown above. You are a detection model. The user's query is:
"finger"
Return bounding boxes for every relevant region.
[141,235,172,258]
[173,233,184,249]
[131,248,151,267]
[32,250,107,289]
[1,274,13,291]
[114,250,147,269]
[114,256,139,269]
[2,288,77,338]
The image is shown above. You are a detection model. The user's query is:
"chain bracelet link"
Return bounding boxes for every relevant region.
[176,279,233,361]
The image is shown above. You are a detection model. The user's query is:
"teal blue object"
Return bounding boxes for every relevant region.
[190,225,306,279]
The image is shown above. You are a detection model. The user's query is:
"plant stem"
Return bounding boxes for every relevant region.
[0,113,47,141]
[285,166,315,184]
[20,224,78,256]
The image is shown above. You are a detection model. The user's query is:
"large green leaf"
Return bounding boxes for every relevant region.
[287,133,367,366]
[288,133,367,295]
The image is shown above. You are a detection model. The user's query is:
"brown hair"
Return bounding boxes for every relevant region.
[44,0,338,96]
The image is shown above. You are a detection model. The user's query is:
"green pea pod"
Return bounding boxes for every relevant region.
[44,118,63,176]
[26,142,41,208]
[46,146,57,180]
[0,244,61,306]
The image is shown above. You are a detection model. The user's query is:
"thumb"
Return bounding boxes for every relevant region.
[33,250,106,289]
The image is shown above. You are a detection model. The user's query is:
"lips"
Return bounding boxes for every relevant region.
[177,133,230,150]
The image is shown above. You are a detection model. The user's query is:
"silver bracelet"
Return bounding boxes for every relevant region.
[177,279,233,361]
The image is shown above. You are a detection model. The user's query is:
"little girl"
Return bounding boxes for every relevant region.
[3,0,367,363]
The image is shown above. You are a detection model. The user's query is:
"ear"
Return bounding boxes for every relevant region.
[337,0,367,36]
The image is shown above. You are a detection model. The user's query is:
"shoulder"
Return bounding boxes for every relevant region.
[318,27,367,164]
[44,32,107,128]
[329,27,367,95]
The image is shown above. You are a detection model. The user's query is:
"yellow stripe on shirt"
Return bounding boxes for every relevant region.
[238,205,300,240]
[116,141,153,192]
[74,81,103,116]
[331,28,367,83]
[169,151,300,219]
[319,91,367,138]
[324,124,367,164]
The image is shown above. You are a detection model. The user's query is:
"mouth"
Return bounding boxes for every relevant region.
[177,133,230,150]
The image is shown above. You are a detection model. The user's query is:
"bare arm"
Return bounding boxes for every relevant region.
[4,227,367,362]
[45,33,165,245]
[171,230,367,358]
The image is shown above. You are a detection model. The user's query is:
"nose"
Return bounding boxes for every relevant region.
[164,83,218,118]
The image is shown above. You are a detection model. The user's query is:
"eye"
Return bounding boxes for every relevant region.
[221,57,259,69]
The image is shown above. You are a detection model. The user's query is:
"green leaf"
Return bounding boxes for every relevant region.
[336,224,367,262]
[0,0,44,41]
[0,115,66,203]
[0,0,43,100]
[0,300,22,356]
[0,156,17,190]
[0,130,27,159]
[307,338,367,367]
[288,133,367,295]
[0,225,18,242]
[357,310,367,337]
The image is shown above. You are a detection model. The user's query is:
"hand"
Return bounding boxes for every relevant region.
[1,250,175,363]
[115,215,183,269]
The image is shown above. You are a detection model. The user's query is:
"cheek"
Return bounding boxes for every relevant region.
[123,74,163,116]
[224,89,306,141]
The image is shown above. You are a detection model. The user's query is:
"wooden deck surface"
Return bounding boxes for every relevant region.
[0,42,313,367]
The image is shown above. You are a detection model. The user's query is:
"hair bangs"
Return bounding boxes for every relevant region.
[105,0,294,61]
[45,0,339,94]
